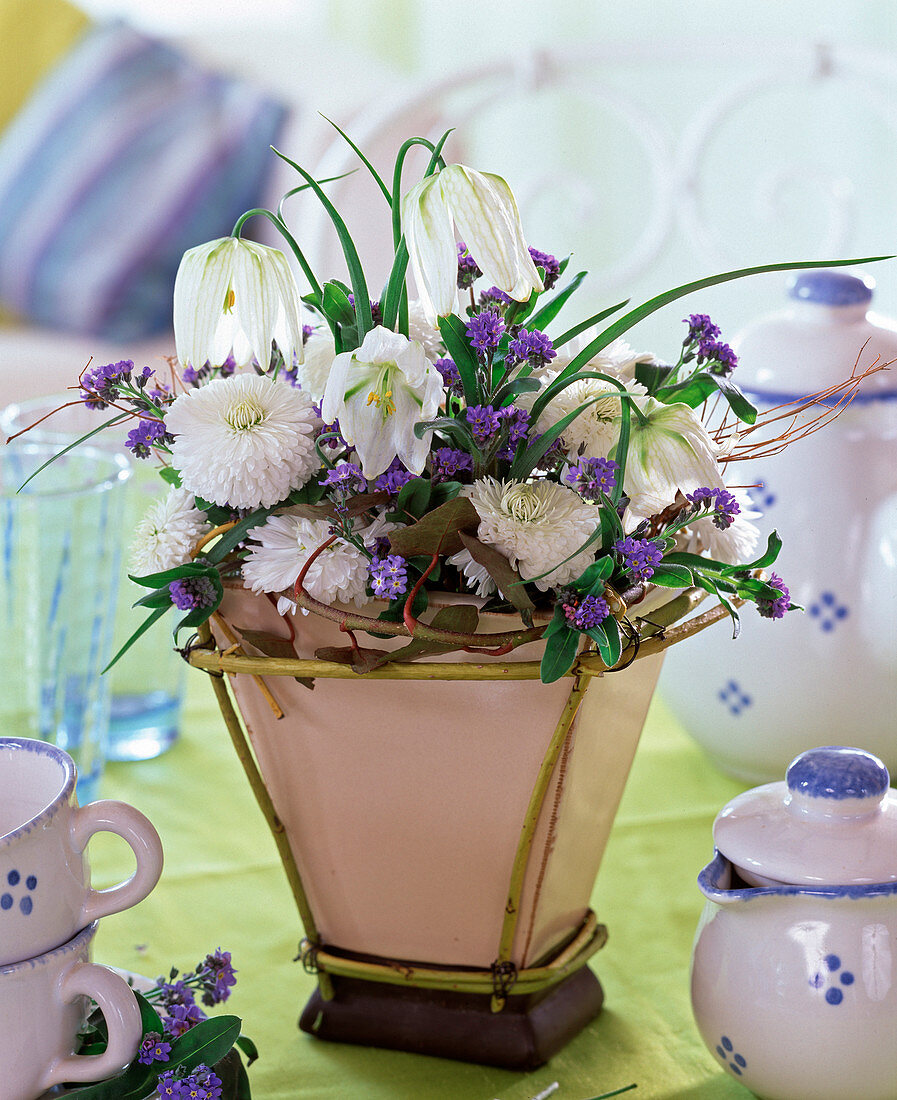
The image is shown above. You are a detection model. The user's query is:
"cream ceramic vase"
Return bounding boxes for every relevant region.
[199,585,675,1068]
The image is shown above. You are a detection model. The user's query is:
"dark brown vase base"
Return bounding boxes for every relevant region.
[298,965,604,1070]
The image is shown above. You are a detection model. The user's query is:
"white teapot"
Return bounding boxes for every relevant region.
[691,746,897,1100]
[661,270,897,782]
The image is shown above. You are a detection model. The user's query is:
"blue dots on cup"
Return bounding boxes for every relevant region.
[812,953,855,1005]
[0,870,38,916]
[716,1035,747,1076]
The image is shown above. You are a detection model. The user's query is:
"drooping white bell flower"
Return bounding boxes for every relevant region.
[296,329,337,400]
[165,374,321,510]
[467,477,600,592]
[320,326,442,479]
[402,164,544,324]
[173,237,304,371]
[623,397,725,525]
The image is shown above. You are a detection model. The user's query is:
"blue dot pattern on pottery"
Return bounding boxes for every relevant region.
[718,680,752,716]
[787,270,874,306]
[808,591,849,632]
[1,869,38,915]
[786,747,889,800]
[810,954,855,1004]
[715,1035,748,1077]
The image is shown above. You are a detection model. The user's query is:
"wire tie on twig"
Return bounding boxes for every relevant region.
[295,938,321,975]
[490,959,518,1011]
[176,634,222,676]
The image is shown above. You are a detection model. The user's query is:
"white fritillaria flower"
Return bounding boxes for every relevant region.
[173,237,304,371]
[130,487,211,576]
[623,397,725,525]
[165,374,321,510]
[402,164,543,324]
[468,478,600,592]
[321,326,442,478]
[296,329,337,400]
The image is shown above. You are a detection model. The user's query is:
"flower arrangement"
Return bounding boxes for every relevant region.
[41,129,886,682]
[68,947,256,1099]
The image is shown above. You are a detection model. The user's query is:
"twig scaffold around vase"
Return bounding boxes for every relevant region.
[26,129,889,683]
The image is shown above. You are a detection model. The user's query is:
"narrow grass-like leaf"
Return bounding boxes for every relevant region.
[14,412,131,492]
[553,299,630,348]
[526,270,588,332]
[102,605,169,672]
[320,114,392,203]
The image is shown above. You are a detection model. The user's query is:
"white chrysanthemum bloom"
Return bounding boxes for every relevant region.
[242,509,398,608]
[165,374,321,510]
[130,487,211,576]
[407,297,447,360]
[623,397,725,526]
[687,488,761,565]
[297,329,336,400]
[553,331,654,381]
[173,237,304,370]
[447,547,497,598]
[402,164,543,324]
[467,477,599,592]
[321,326,442,479]
[521,373,647,459]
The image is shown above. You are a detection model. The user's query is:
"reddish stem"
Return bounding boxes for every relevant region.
[293,534,338,602]
[462,643,515,657]
[402,553,439,634]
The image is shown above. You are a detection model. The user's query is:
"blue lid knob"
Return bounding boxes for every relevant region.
[787,270,874,306]
[786,746,889,819]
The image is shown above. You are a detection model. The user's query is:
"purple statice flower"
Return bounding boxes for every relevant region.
[566,457,618,499]
[319,461,367,494]
[563,594,610,631]
[197,948,237,1006]
[757,573,791,619]
[499,406,531,444]
[126,417,169,459]
[478,286,512,312]
[430,447,474,481]
[369,555,408,599]
[687,486,741,530]
[374,458,415,495]
[138,1032,171,1066]
[507,328,556,369]
[157,1065,223,1100]
[181,364,205,387]
[217,353,237,378]
[168,576,218,612]
[613,536,664,582]
[435,358,461,389]
[456,242,483,289]
[163,999,207,1037]
[465,404,502,447]
[302,323,315,343]
[529,247,560,291]
[466,310,506,352]
[80,359,134,408]
[684,314,721,343]
[347,294,384,328]
[698,339,738,376]
[134,365,154,389]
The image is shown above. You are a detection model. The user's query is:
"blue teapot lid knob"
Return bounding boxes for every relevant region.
[786,746,889,820]
[787,270,874,306]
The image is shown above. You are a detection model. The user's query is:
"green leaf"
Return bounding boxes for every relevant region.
[540,626,581,683]
[57,1062,156,1099]
[166,1015,243,1073]
[588,614,623,668]
[133,586,174,610]
[491,375,542,407]
[387,497,480,557]
[158,466,182,487]
[526,269,587,331]
[634,359,676,393]
[321,281,356,326]
[14,411,131,492]
[437,315,481,406]
[392,476,431,521]
[320,114,392,204]
[563,255,895,379]
[574,555,615,592]
[649,563,695,588]
[128,562,220,589]
[457,531,535,616]
[102,606,169,672]
[413,415,475,449]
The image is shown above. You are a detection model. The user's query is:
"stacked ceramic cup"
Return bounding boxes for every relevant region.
[0,737,163,1100]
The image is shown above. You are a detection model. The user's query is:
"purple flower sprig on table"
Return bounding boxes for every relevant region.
[137,1032,172,1066]
[157,1064,223,1099]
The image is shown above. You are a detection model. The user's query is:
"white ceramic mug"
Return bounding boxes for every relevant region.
[0,921,142,1100]
[0,737,163,967]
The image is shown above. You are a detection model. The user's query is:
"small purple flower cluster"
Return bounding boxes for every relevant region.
[430,447,474,481]
[81,359,153,409]
[699,340,738,376]
[757,573,791,619]
[529,247,560,290]
[347,294,384,328]
[168,577,218,612]
[369,554,408,599]
[374,458,415,495]
[563,594,610,630]
[182,352,237,388]
[613,536,664,582]
[478,286,512,312]
[137,1032,172,1066]
[565,457,618,499]
[465,404,502,446]
[466,309,506,352]
[686,486,741,529]
[126,416,171,459]
[157,1065,222,1099]
[684,314,720,343]
[435,358,461,390]
[155,979,207,1037]
[198,947,238,1007]
[456,242,483,289]
[507,328,556,369]
[682,314,737,376]
[319,462,368,494]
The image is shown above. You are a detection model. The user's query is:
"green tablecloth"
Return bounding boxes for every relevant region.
[91,674,751,1100]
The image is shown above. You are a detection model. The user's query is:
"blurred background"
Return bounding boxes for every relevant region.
[1,0,895,396]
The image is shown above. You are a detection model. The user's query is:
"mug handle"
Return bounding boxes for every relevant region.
[72,800,164,923]
[42,961,143,1088]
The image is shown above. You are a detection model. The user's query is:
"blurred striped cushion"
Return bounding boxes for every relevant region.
[0,19,288,340]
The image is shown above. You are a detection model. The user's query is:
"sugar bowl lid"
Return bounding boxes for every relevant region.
[713,746,897,887]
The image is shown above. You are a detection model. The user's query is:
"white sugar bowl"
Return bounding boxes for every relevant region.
[691,746,897,1100]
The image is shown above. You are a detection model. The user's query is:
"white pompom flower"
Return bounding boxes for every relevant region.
[467,478,600,592]
[173,236,304,371]
[165,374,321,510]
[130,487,211,576]
[522,373,647,459]
[687,488,761,565]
